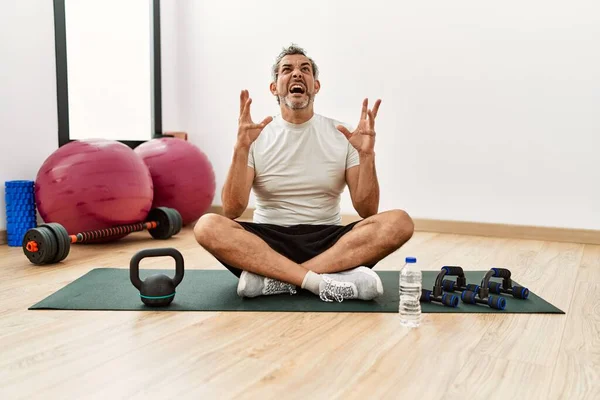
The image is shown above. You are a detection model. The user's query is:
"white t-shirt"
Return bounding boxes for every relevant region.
[248,113,359,226]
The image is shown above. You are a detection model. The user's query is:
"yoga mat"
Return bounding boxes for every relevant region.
[29,269,564,314]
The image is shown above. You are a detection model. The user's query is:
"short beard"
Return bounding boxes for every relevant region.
[279,94,313,110]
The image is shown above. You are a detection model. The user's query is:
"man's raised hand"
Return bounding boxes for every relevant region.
[237,90,272,150]
[337,98,381,155]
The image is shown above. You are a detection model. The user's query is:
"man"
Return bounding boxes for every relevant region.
[194,45,414,302]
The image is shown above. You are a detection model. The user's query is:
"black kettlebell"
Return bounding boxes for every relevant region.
[130,247,184,307]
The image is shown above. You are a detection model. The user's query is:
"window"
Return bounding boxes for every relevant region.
[53,0,162,149]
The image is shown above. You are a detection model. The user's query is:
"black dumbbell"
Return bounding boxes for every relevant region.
[485,268,529,299]
[22,207,183,265]
[420,289,459,308]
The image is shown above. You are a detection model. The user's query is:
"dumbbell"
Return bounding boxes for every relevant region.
[22,207,183,265]
[420,289,459,307]
[485,268,529,299]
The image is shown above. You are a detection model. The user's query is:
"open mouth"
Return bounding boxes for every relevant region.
[289,84,305,94]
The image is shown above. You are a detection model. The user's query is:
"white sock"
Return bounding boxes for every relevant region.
[301,271,323,295]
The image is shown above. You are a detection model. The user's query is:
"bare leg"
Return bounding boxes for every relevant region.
[193,213,308,286]
[301,209,414,274]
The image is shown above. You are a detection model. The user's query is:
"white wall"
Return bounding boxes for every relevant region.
[177,0,600,230]
[0,1,59,231]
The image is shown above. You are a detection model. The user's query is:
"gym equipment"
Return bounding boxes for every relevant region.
[419,266,468,307]
[130,247,185,307]
[135,137,216,225]
[5,180,37,247]
[420,289,459,308]
[437,265,481,295]
[484,268,529,299]
[460,268,528,310]
[22,207,182,265]
[459,268,521,310]
[35,139,154,237]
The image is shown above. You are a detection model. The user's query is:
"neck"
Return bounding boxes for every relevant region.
[280,105,314,124]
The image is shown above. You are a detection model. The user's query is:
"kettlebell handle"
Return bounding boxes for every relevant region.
[130,247,185,290]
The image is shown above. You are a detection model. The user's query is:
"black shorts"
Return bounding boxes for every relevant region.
[216,220,378,278]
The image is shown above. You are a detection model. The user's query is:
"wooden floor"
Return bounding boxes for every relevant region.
[0,224,598,400]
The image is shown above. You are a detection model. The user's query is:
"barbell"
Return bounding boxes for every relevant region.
[22,207,182,265]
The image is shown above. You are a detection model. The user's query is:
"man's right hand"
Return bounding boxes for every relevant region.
[237,90,273,150]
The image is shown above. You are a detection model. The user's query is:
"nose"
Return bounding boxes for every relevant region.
[292,68,302,79]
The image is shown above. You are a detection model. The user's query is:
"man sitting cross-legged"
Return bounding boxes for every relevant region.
[194,44,414,302]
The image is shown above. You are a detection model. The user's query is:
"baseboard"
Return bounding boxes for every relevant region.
[0,230,5,245]
[411,218,600,245]
[207,206,600,245]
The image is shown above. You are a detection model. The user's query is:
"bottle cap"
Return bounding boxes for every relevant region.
[405,257,417,263]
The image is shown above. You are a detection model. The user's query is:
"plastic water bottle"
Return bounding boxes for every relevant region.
[399,256,422,327]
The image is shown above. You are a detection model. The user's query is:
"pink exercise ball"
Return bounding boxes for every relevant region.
[134,137,216,225]
[35,139,154,237]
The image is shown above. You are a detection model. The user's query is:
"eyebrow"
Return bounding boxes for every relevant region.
[281,62,311,69]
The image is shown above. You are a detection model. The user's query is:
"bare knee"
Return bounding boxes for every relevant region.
[381,209,414,248]
[194,213,239,248]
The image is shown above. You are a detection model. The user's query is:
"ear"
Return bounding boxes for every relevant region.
[314,79,321,94]
[270,81,278,96]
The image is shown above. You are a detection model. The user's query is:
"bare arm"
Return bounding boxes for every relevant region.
[339,98,382,218]
[221,145,255,219]
[221,90,272,219]
[345,152,379,218]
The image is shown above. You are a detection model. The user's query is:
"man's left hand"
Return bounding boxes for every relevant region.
[337,98,381,155]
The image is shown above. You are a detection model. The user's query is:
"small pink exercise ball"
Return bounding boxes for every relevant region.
[35,139,154,236]
[134,137,216,225]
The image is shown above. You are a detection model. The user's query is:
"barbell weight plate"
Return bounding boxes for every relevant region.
[40,227,58,265]
[166,207,183,236]
[162,208,178,239]
[146,207,176,240]
[40,224,65,264]
[22,227,58,265]
[53,223,71,262]
[175,209,183,234]
[41,223,71,263]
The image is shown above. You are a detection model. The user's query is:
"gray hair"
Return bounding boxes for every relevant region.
[271,44,319,83]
